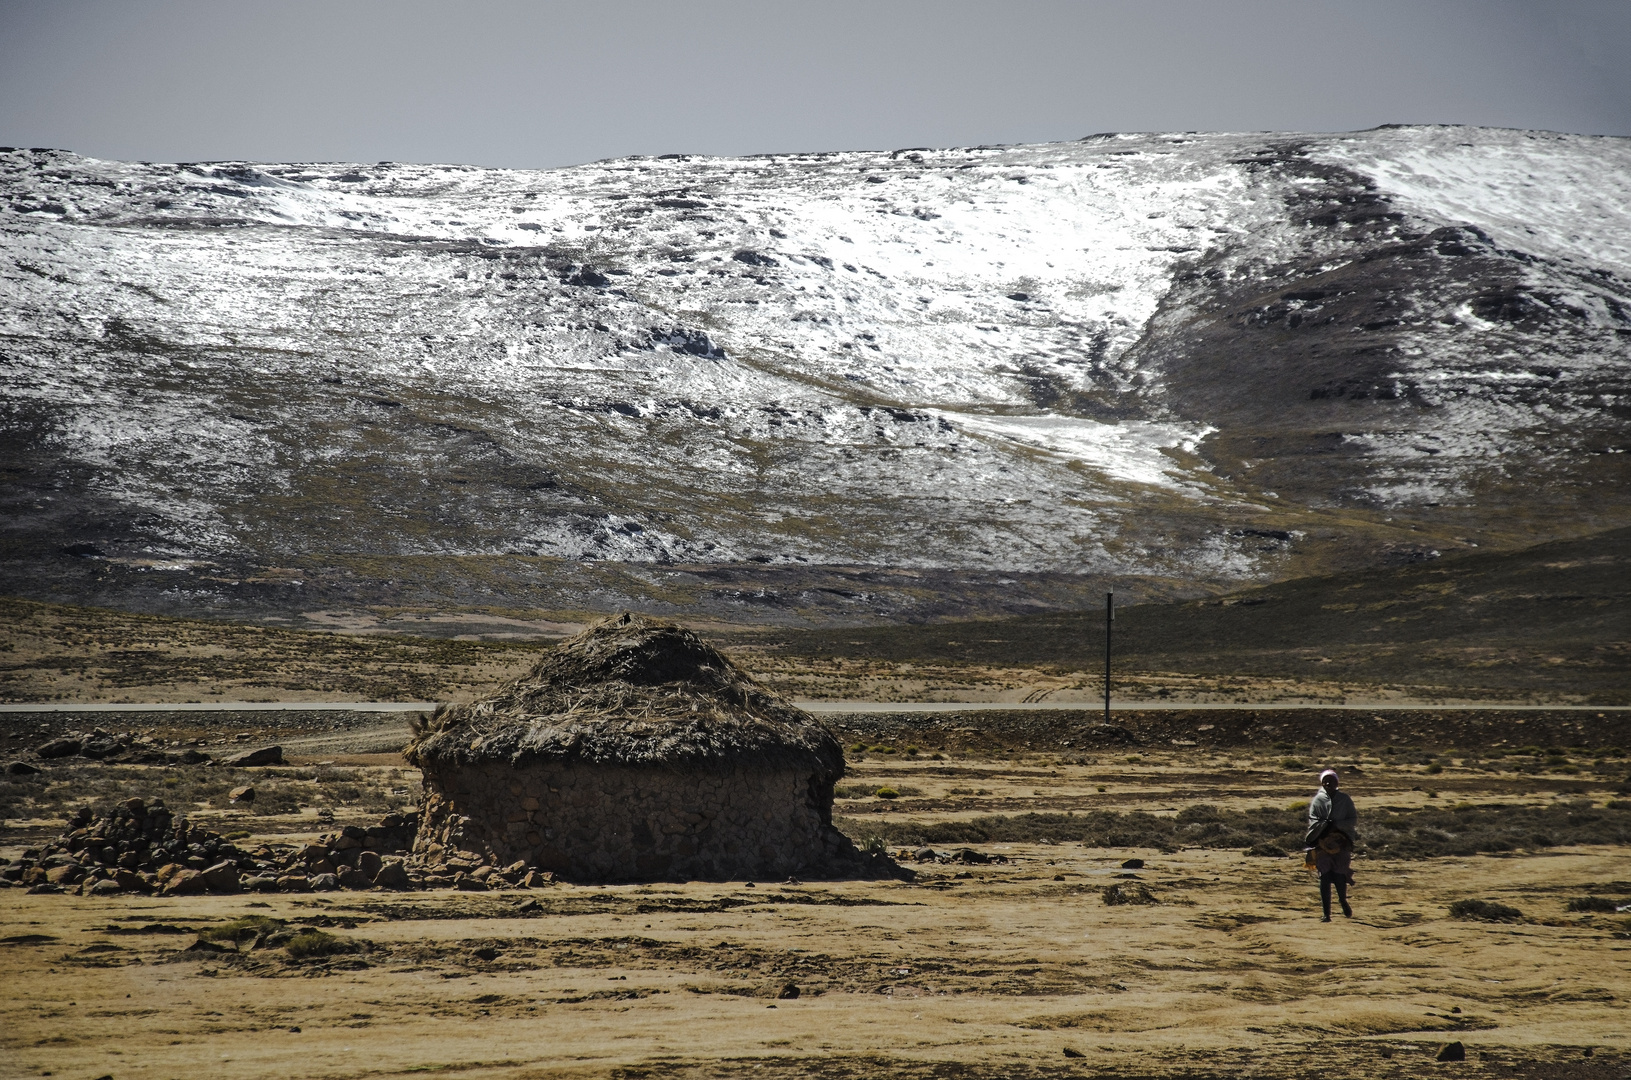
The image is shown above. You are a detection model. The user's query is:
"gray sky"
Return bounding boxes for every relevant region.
[2,0,1628,169]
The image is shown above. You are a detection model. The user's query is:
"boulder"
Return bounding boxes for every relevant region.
[309,873,340,892]
[5,761,41,775]
[201,861,240,893]
[357,850,383,880]
[336,866,373,891]
[226,746,284,767]
[228,785,255,804]
[243,875,280,893]
[87,879,123,896]
[161,870,207,896]
[276,874,312,892]
[1437,1042,1466,1062]
[373,859,411,890]
[79,733,123,758]
[36,737,82,759]
[45,864,84,886]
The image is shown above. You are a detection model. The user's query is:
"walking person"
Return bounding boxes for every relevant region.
[1305,768,1356,921]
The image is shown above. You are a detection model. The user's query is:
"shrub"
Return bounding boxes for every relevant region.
[1448,899,1522,922]
[285,930,347,959]
[1280,758,1305,770]
[199,916,288,948]
[1102,882,1157,905]
[1425,763,1443,775]
[875,787,901,800]
[1565,896,1620,913]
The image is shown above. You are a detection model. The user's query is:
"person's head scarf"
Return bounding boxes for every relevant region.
[1319,768,1339,787]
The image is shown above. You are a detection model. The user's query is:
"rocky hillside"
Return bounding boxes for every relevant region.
[2,126,1628,626]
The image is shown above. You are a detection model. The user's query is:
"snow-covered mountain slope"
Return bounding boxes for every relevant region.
[2,126,1628,626]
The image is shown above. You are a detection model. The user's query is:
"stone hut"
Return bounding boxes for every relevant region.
[405,614,886,883]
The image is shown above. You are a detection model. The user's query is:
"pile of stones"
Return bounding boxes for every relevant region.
[416,852,556,891]
[0,799,424,896]
[10,730,288,769]
[25,729,213,765]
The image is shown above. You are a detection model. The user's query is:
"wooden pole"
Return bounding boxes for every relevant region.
[1104,590,1113,724]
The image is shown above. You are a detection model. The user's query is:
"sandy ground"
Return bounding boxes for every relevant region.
[3,849,1627,1080]
[4,734,1629,1080]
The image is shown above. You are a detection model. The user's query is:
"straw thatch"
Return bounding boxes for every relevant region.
[405,613,842,779]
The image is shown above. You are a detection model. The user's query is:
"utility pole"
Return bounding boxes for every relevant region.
[1103,590,1113,724]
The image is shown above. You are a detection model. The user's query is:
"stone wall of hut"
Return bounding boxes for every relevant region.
[413,759,857,882]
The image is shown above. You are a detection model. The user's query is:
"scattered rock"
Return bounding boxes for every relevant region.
[1436,1041,1466,1062]
[228,785,255,804]
[5,761,41,775]
[225,746,284,767]
[777,982,800,999]
[1120,858,1145,869]
[472,946,500,961]
[1063,1047,1086,1058]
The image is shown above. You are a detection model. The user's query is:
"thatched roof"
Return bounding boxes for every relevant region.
[405,613,844,777]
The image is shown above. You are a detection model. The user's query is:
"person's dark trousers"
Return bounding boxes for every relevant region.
[1319,873,1351,918]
